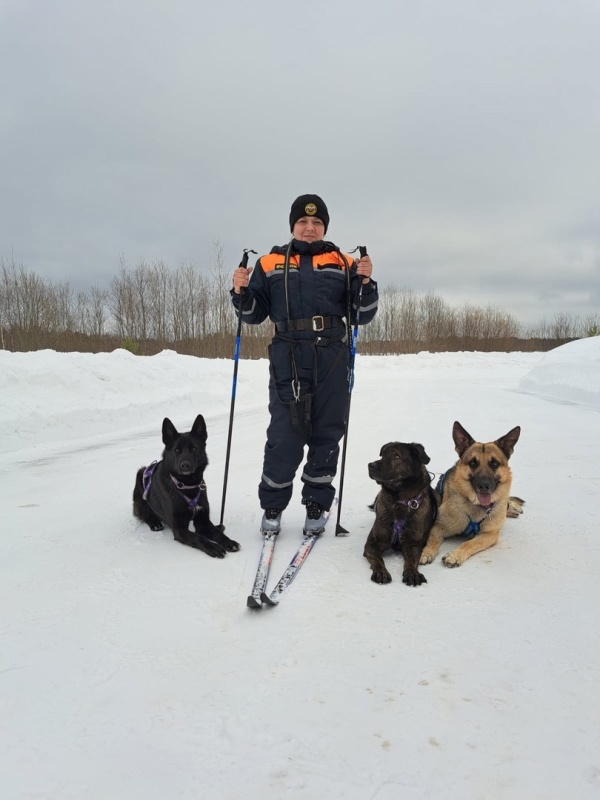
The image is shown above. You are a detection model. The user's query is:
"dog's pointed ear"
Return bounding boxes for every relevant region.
[411,443,430,464]
[495,426,521,459]
[162,417,178,445]
[452,421,475,457]
[191,414,207,442]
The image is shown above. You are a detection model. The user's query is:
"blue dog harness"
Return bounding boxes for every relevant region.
[435,470,495,539]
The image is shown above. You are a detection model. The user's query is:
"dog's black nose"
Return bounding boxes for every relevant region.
[473,476,495,494]
[179,458,192,473]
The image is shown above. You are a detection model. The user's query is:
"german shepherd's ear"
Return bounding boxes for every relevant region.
[495,426,521,459]
[410,443,430,464]
[452,421,475,457]
[162,417,178,446]
[191,414,208,442]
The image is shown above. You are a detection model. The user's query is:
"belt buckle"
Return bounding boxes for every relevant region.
[312,315,325,332]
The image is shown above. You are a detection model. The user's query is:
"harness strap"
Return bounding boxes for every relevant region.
[142,461,205,512]
[142,461,158,500]
[391,492,425,548]
[170,474,207,510]
[435,471,447,497]
[464,503,496,538]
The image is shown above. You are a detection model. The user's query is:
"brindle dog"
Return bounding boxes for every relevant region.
[364,442,438,586]
[420,421,524,568]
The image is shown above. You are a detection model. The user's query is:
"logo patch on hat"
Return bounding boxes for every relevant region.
[304,203,317,216]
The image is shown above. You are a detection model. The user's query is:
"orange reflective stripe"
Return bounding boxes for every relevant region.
[259,250,353,273]
[259,253,299,273]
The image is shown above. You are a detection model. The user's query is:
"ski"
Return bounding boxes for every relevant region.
[246,532,277,608]
[260,531,320,606]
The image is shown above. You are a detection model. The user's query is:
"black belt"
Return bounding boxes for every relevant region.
[275,315,345,333]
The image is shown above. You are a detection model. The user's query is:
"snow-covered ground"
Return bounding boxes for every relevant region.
[1,340,599,800]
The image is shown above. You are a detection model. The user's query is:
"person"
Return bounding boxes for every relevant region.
[231,193,378,534]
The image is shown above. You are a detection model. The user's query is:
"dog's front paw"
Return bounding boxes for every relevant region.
[442,550,465,568]
[419,550,436,565]
[203,540,227,559]
[150,521,164,531]
[225,538,240,552]
[371,569,392,584]
[403,568,427,586]
[507,497,525,518]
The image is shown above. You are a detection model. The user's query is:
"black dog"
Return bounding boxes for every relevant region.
[133,414,240,558]
[363,442,438,586]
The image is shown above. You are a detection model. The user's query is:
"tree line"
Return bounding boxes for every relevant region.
[1,249,597,357]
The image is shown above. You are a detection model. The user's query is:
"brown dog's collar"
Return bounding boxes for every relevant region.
[392,492,424,545]
[400,492,424,510]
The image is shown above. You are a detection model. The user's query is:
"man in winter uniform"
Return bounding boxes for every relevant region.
[231,194,378,534]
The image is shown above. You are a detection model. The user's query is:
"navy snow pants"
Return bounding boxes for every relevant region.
[259,337,349,512]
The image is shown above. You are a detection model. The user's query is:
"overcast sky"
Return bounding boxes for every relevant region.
[1,0,599,325]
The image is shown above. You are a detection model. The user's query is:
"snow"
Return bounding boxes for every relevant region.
[1,339,599,800]
[518,336,600,408]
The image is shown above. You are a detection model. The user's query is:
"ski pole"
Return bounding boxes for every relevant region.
[219,248,256,529]
[336,245,367,535]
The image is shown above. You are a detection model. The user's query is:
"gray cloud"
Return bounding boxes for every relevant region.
[1,0,599,325]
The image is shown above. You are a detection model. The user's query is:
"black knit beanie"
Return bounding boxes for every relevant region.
[289,194,330,234]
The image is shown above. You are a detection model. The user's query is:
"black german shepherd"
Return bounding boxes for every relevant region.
[133,414,240,558]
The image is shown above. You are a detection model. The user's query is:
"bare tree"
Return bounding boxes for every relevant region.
[90,286,108,336]
[209,240,236,335]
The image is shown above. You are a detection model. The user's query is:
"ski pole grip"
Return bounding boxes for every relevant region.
[239,248,257,269]
[358,246,368,258]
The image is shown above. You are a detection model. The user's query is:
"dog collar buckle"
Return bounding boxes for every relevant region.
[400,492,423,511]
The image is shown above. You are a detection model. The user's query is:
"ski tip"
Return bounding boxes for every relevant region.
[335,523,350,536]
[260,591,278,607]
[247,595,262,609]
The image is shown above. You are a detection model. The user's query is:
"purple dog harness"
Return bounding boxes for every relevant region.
[142,461,206,511]
[391,492,425,547]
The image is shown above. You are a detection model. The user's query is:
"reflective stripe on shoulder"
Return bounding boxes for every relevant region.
[260,253,299,273]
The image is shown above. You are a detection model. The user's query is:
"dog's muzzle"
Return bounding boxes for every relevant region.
[368,462,380,480]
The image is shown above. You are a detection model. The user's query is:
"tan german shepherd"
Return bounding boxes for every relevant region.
[420,421,524,567]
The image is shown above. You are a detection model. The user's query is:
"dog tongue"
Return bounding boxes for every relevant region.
[477,492,493,507]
